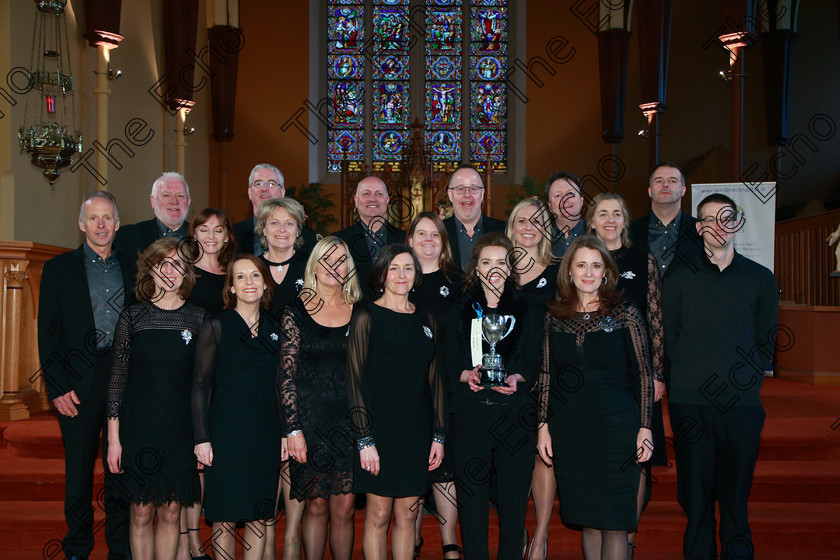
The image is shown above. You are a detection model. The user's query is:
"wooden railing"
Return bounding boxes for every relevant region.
[775,209,840,306]
[0,241,70,420]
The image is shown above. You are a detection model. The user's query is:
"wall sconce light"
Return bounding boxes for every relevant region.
[93,68,122,80]
[183,127,196,136]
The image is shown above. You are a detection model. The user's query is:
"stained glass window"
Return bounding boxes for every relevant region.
[327,2,365,172]
[469,0,507,173]
[425,1,462,164]
[372,0,410,166]
[325,1,509,174]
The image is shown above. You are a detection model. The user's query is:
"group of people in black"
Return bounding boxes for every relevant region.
[39,160,777,560]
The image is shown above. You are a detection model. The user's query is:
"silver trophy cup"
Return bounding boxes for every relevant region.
[478,314,516,387]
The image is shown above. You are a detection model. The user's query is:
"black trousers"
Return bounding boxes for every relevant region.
[56,352,130,559]
[452,400,534,560]
[669,403,764,560]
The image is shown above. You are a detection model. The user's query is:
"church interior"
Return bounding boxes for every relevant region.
[1,1,839,558]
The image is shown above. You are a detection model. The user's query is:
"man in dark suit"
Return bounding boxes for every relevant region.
[545,171,587,258]
[232,163,318,256]
[442,164,506,271]
[333,175,405,300]
[629,161,703,281]
[113,171,191,280]
[38,191,134,560]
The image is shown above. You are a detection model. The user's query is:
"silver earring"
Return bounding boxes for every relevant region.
[602,276,607,285]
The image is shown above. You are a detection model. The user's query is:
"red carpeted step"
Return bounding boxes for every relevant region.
[3,418,67,459]
[648,460,840,503]
[0,450,105,501]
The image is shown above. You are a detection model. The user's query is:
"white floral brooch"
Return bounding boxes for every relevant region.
[440,286,450,297]
[295,278,304,289]
[270,333,279,341]
[181,329,192,345]
[620,271,636,279]
[536,278,547,288]
[423,326,433,339]
[598,316,617,333]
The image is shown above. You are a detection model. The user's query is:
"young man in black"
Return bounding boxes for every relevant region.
[663,193,778,560]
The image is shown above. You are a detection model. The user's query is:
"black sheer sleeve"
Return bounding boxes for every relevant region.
[624,303,654,429]
[425,311,448,440]
[192,316,221,445]
[646,252,665,380]
[106,304,134,419]
[346,306,373,447]
[279,305,302,435]
[537,312,552,426]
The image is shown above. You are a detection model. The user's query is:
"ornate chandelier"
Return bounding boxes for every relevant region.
[18,0,82,188]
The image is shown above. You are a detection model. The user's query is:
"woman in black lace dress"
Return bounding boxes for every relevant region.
[106,238,206,560]
[280,237,362,560]
[406,211,463,560]
[192,255,283,560]
[586,193,666,556]
[537,236,654,560]
[347,245,447,560]
[506,197,560,560]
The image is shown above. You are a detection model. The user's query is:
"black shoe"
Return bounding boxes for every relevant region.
[443,544,463,560]
[414,536,423,559]
[68,556,89,560]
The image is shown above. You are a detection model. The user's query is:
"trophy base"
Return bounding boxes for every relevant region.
[479,367,508,388]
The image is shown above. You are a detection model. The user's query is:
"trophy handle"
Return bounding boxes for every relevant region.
[502,316,516,339]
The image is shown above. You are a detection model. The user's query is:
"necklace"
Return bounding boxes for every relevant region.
[263,254,295,272]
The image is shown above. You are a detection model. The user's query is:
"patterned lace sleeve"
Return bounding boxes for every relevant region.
[106,304,134,419]
[537,311,551,426]
[425,311,447,441]
[192,316,221,445]
[624,303,654,429]
[346,307,373,446]
[279,305,302,435]
[646,253,665,380]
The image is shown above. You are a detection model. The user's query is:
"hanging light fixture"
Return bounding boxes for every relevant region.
[18,0,82,189]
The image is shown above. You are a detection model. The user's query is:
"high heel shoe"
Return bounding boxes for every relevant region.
[522,529,529,559]
[443,543,463,560]
[187,528,212,560]
[414,536,423,559]
[528,536,547,560]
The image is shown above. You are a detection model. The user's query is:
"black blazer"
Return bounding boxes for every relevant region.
[233,217,318,256]
[113,218,160,283]
[443,214,507,271]
[333,220,406,301]
[629,210,702,282]
[37,245,135,401]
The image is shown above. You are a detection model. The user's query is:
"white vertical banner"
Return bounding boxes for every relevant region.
[691,182,776,272]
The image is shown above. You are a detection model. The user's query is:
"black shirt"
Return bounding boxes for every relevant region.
[662,250,778,408]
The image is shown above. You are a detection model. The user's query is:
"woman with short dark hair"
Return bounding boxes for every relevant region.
[347,244,447,560]
[192,255,283,560]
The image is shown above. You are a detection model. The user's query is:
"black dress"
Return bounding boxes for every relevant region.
[612,246,667,467]
[279,301,354,501]
[107,301,206,506]
[190,268,226,316]
[410,268,463,483]
[346,304,447,497]
[539,301,654,530]
[192,309,283,522]
[261,253,307,321]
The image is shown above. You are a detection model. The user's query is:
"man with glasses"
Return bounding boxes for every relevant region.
[545,171,586,258]
[233,163,318,256]
[629,161,703,280]
[333,175,405,300]
[663,193,777,560]
[443,164,505,271]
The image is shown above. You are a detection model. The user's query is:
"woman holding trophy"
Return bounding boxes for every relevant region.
[537,236,654,560]
[445,232,533,560]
